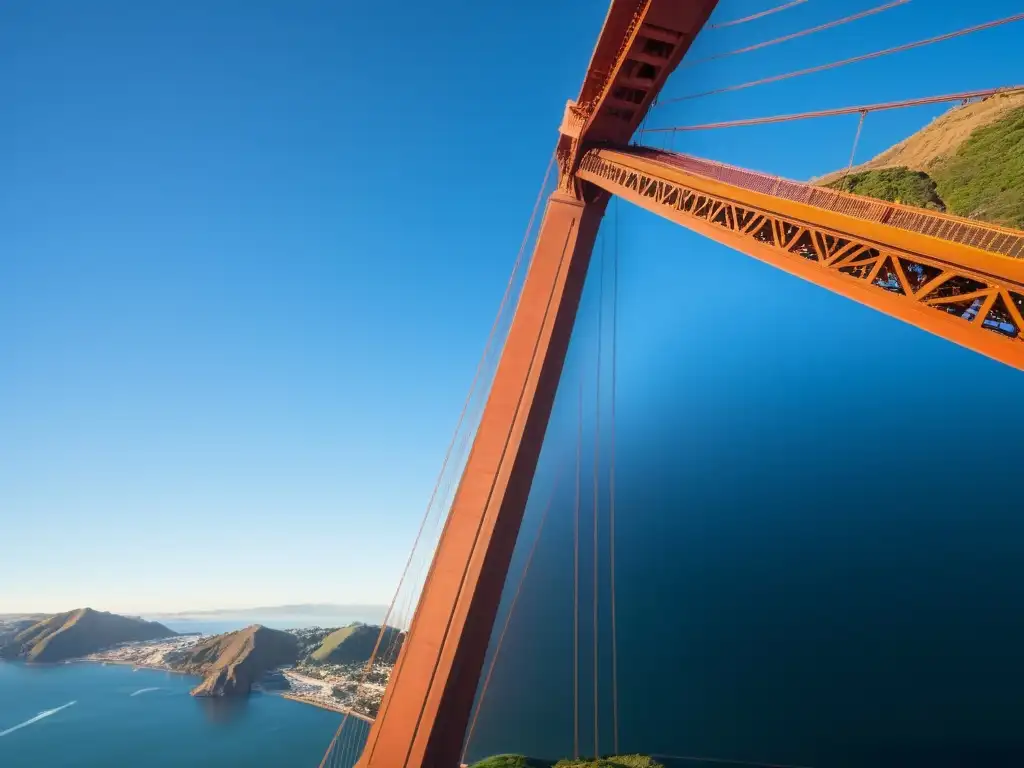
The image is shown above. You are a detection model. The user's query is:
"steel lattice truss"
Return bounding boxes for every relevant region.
[579,148,1024,370]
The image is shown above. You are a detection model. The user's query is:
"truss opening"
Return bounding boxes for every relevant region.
[1012,292,1024,315]
[734,207,755,230]
[936,297,985,321]
[899,259,943,294]
[612,85,647,105]
[636,62,659,81]
[820,234,851,260]
[620,60,657,83]
[640,38,674,58]
[781,222,800,247]
[753,219,775,246]
[923,275,989,301]
[847,247,879,264]
[982,295,1020,338]
[873,257,907,295]
[839,261,876,279]
[791,230,818,261]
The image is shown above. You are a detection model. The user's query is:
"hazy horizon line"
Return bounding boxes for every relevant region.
[145,602,390,618]
[1,602,390,619]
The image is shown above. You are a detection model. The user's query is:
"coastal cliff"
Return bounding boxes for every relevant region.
[165,624,299,697]
[0,608,176,663]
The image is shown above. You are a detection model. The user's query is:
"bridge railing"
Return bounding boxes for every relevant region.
[624,148,1024,260]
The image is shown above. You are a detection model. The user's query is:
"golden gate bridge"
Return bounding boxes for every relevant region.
[315,1,1024,766]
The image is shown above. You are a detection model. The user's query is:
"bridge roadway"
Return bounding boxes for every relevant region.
[578,146,1024,370]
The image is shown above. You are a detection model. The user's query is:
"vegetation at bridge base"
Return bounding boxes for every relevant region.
[467,756,553,768]
[555,756,664,768]
[468,754,664,768]
[827,167,945,212]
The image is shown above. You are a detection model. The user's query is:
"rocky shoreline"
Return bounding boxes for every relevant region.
[4,610,400,718]
[70,651,352,715]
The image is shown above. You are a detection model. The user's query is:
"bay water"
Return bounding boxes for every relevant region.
[0,661,340,767]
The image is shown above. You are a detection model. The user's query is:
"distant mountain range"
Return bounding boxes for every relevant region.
[146,603,388,621]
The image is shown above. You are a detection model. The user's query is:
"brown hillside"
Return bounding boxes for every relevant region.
[814,91,1024,185]
[0,608,176,662]
[166,624,299,697]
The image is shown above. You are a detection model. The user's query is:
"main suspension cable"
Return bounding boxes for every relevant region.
[682,0,910,68]
[659,12,1024,105]
[710,0,808,29]
[573,374,583,760]
[645,86,1024,133]
[592,232,605,759]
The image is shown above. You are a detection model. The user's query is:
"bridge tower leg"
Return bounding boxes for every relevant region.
[356,189,606,768]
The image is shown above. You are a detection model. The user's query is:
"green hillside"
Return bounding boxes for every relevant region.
[930,106,1024,228]
[822,105,1024,229]
[829,167,944,211]
[309,622,402,664]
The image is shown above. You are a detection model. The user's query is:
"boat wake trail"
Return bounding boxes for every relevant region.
[130,687,160,697]
[0,701,77,738]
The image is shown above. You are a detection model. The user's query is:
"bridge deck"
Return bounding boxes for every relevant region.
[578,146,1024,370]
[607,147,1024,259]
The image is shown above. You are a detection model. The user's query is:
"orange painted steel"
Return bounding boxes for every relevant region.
[356,192,606,768]
[577,148,1024,370]
[355,3,720,767]
[556,0,720,192]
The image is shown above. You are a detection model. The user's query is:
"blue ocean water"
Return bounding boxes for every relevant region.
[0,662,340,767]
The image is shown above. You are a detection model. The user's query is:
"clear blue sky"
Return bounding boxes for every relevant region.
[2,0,1022,614]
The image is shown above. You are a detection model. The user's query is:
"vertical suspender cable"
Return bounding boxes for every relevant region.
[337,722,350,768]
[593,232,605,759]
[609,199,620,756]
[574,374,582,760]
[330,720,342,768]
[840,110,868,188]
